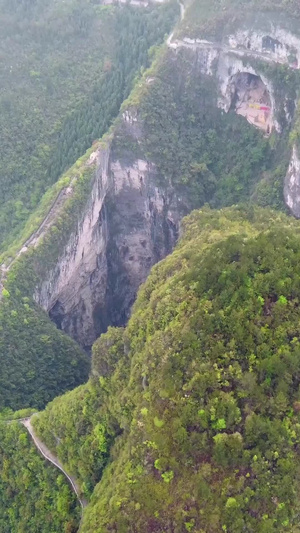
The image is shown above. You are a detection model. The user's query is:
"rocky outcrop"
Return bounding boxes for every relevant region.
[227,26,300,67]
[284,145,300,218]
[174,9,300,68]
[169,44,282,133]
[35,133,186,350]
[169,18,300,133]
[174,44,283,131]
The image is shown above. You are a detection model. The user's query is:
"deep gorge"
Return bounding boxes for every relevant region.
[34,28,300,350]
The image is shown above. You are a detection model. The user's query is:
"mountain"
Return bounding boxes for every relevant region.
[33,205,300,532]
[0,0,178,252]
[2,0,300,530]
[16,0,300,361]
[0,0,179,410]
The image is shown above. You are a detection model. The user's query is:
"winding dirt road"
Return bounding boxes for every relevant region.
[167,0,185,45]
[21,417,88,509]
[168,35,294,67]
[167,7,298,72]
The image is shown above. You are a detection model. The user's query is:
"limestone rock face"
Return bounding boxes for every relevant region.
[284,146,300,219]
[170,40,282,133]
[170,14,300,134]
[35,140,185,349]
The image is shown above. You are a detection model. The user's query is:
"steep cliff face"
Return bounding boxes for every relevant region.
[284,145,300,218]
[226,23,300,67]
[35,128,186,349]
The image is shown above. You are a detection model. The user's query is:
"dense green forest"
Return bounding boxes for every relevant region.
[3,0,300,530]
[0,0,297,413]
[0,0,178,252]
[178,0,300,39]
[33,206,300,532]
[0,288,89,409]
[0,420,80,532]
[0,155,96,410]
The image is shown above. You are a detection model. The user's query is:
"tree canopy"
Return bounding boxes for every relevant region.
[34,206,300,532]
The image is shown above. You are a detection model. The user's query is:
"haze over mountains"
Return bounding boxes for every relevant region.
[2,0,300,531]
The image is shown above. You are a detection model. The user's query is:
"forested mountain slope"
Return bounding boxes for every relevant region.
[0,419,80,532]
[0,0,179,411]
[125,0,300,212]
[0,0,178,252]
[178,0,300,40]
[2,0,300,531]
[2,0,300,414]
[20,0,300,359]
[120,52,280,209]
[33,206,300,532]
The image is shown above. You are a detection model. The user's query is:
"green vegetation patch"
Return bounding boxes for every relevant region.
[179,0,300,40]
[0,291,89,410]
[0,0,179,411]
[0,147,97,410]
[0,0,179,252]
[34,206,300,532]
[0,421,80,533]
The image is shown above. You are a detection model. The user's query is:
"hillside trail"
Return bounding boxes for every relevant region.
[167,0,185,45]
[0,181,75,298]
[21,417,88,510]
[0,1,294,301]
[0,2,187,529]
[168,35,294,67]
[167,11,297,70]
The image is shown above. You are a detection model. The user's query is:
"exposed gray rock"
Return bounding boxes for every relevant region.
[35,141,186,349]
[284,145,300,218]
[169,19,300,134]
[170,43,280,132]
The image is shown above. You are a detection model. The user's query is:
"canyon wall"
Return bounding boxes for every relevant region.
[284,145,300,218]
[35,132,186,349]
